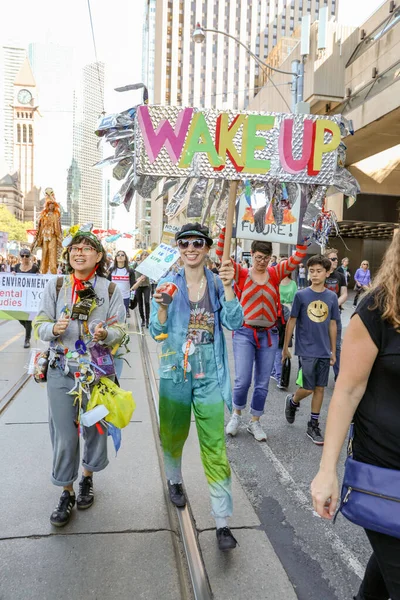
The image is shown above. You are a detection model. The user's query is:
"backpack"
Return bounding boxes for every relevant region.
[55,276,116,301]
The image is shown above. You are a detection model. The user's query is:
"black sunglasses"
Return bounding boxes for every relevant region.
[177,238,206,249]
[20,254,30,258]
[116,253,125,257]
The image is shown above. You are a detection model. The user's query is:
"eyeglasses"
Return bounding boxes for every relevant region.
[116,253,125,257]
[177,238,206,249]
[329,257,338,261]
[253,255,269,262]
[70,246,97,255]
[20,254,30,258]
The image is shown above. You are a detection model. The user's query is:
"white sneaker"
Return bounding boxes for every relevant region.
[226,413,241,437]
[247,420,267,442]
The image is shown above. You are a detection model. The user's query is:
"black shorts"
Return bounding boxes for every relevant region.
[301,357,330,390]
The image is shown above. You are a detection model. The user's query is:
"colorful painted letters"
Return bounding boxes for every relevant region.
[136,106,341,180]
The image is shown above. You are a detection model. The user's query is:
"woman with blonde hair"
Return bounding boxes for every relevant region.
[353,259,371,308]
[311,232,400,599]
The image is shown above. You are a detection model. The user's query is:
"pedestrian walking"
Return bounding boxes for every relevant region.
[150,223,243,551]
[337,257,351,285]
[218,229,307,442]
[311,232,400,600]
[282,255,339,445]
[324,248,347,380]
[298,263,307,289]
[271,274,297,388]
[11,248,39,348]
[108,250,136,318]
[33,229,126,527]
[353,260,372,308]
[135,252,151,327]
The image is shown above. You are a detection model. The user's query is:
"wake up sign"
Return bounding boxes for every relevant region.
[135,105,342,184]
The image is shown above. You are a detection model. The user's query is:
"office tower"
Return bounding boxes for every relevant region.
[142,0,156,102]
[148,0,338,110]
[69,61,105,228]
[0,46,26,172]
[28,43,75,211]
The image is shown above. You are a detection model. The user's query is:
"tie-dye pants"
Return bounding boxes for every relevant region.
[159,344,232,519]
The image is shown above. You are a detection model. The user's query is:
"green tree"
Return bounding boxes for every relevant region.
[0,206,34,242]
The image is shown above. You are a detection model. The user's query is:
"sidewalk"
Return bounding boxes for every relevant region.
[0,320,182,600]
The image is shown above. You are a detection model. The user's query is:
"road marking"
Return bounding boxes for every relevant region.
[260,442,365,580]
[0,332,24,353]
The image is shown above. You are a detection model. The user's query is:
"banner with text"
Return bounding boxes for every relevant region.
[0,273,57,321]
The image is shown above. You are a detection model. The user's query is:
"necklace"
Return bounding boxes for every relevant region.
[188,276,205,306]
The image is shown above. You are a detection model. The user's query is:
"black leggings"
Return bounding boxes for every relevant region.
[19,320,32,341]
[356,529,400,600]
[135,286,150,323]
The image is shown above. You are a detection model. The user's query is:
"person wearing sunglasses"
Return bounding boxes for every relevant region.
[11,249,39,348]
[108,251,136,318]
[353,260,372,308]
[324,248,348,381]
[216,228,307,442]
[150,222,243,552]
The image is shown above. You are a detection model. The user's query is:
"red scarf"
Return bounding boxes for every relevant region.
[72,266,98,304]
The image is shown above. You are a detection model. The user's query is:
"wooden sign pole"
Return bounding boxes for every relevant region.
[222,180,239,262]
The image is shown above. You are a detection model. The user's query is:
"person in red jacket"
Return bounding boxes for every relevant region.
[216,229,307,441]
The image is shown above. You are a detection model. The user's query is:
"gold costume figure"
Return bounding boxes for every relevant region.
[32,188,62,274]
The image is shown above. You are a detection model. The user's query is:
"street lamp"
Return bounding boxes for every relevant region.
[192,23,303,112]
[114,82,149,104]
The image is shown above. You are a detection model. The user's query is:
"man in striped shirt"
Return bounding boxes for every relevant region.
[217,231,307,441]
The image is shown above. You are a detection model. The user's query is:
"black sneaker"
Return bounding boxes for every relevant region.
[167,481,186,508]
[284,394,298,424]
[216,527,238,551]
[145,321,149,328]
[50,490,75,527]
[141,320,145,327]
[77,475,94,510]
[24,339,30,348]
[307,420,324,445]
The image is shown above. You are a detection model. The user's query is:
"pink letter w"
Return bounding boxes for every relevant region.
[137,105,194,164]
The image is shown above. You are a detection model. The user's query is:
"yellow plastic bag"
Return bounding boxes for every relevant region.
[87,377,135,429]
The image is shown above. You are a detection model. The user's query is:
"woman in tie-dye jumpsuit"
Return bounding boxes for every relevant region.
[150,223,243,551]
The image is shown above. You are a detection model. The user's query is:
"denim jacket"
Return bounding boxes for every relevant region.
[149,266,244,411]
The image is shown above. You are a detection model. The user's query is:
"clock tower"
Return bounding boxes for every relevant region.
[13,57,40,222]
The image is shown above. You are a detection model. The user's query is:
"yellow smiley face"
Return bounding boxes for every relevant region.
[307,300,329,323]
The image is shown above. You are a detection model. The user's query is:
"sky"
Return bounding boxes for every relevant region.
[338,0,385,26]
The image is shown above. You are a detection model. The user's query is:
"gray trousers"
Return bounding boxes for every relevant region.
[47,368,109,486]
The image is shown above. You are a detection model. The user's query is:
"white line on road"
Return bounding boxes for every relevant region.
[0,332,24,353]
[260,442,365,580]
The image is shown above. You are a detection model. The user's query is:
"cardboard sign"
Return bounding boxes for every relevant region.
[135,106,341,184]
[0,273,57,321]
[135,243,180,282]
[236,186,302,245]
[161,224,180,246]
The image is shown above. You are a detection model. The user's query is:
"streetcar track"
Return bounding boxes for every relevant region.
[0,372,31,415]
[136,312,213,600]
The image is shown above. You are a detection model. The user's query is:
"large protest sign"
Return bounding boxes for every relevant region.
[135,243,180,282]
[0,273,56,321]
[135,106,341,184]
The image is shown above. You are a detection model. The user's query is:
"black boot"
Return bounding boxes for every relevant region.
[216,527,238,551]
[24,338,30,348]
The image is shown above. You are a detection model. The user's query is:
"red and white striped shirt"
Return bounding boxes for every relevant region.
[216,230,307,328]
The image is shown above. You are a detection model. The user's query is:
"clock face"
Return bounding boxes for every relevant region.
[17,89,32,105]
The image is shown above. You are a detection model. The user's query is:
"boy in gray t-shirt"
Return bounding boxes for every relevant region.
[282,255,339,445]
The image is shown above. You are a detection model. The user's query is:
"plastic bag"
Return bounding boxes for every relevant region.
[87,377,135,429]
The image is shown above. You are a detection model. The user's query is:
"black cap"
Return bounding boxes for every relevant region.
[20,249,31,257]
[175,222,213,247]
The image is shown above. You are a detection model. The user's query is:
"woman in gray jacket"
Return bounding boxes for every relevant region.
[34,230,126,527]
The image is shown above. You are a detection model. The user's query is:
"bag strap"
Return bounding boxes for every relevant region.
[56,277,116,301]
[347,423,354,458]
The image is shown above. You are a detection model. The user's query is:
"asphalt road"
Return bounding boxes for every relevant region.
[224,298,369,600]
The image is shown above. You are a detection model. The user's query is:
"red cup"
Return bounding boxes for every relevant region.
[157,282,178,305]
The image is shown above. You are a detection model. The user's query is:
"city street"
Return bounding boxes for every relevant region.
[1,294,369,600]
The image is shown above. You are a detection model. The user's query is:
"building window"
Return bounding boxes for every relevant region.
[23,124,27,143]
[29,125,33,143]
[17,124,21,143]
[17,112,20,118]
